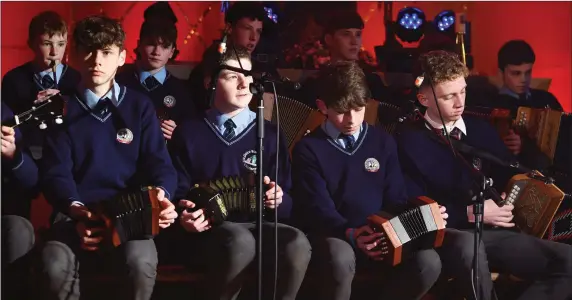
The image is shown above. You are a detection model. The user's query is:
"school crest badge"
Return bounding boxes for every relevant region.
[364,158,380,173]
[116,128,134,144]
[242,150,257,172]
[163,95,176,108]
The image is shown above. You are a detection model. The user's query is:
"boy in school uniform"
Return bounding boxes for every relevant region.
[187,2,272,113]
[116,2,195,141]
[291,61,445,300]
[170,46,311,300]
[1,102,38,299]
[494,40,563,113]
[2,11,81,156]
[297,11,390,109]
[39,16,178,300]
[396,50,572,300]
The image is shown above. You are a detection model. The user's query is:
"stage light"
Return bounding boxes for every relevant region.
[395,7,426,42]
[264,7,278,23]
[434,10,455,32]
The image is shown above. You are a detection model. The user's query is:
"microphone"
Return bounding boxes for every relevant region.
[252,72,301,90]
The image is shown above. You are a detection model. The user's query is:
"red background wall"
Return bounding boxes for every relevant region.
[2,1,571,111]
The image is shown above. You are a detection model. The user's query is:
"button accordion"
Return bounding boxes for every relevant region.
[366,196,446,266]
[500,172,567,239]
[186,175,255,225]
[86,186,161,248]
[514,107,571,167]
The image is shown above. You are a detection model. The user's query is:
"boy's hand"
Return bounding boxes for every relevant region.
[161,120,176,140]
[264,176,283,209]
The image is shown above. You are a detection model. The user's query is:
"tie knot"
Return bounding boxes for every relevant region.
[144,75,160,89]
[224,119,237,130]
[339,133,356,149]
[95,98,111,115]
[434,127,462,140]
[41,74,55,88]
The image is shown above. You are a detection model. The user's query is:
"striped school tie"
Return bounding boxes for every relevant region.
[223,119,237,141]
[339,134,356,150]
[41,74,55,89]
[145,75,160,90]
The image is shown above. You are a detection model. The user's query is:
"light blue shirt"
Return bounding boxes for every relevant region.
[499,86,531,100]
[322,120,362,149]
[81,81,121,109]
[35,63,64,83]
[138,67,167,85]
[207,108,256,136]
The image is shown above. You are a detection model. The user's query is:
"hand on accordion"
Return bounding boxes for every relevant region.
[439,205,448,227]
[351,225,386,261]
[503,129,522,156]
[69,204,105,251]
[179,200,212,233]
[468,194,515,228]
[156,188,177,229]
[264,176,283,209]
[161,119,177,140]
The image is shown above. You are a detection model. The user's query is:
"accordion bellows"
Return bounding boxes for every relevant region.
[187,175,255,225]
[88,187,161,247]
[262,93,386,153]
[367,196,446,266]
[501,173,566,238]
[264,94,324,153]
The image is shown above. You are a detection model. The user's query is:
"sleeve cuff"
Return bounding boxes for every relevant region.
[71,200,84,207]
[9,151,24,170]
[157,186,171,201]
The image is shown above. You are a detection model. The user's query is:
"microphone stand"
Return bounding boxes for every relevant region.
[249,80,265,300]
[402,104,490,300]
[221,47,268,300]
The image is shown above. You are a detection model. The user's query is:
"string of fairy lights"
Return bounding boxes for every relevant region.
[181,4,213,47]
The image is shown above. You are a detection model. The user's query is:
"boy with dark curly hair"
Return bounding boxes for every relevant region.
[39,15,177,300]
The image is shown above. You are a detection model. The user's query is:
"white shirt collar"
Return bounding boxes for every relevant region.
[424,112,467,136]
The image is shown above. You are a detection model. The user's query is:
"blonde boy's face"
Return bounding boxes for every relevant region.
[32,33,68,68]
[214,58,253,111]
[417,76,467,124]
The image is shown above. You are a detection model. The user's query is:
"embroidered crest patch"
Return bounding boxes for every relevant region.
[364,158,380,172]
[163,95,176,108]
[116,128,134,144]
[242,150,257,172]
